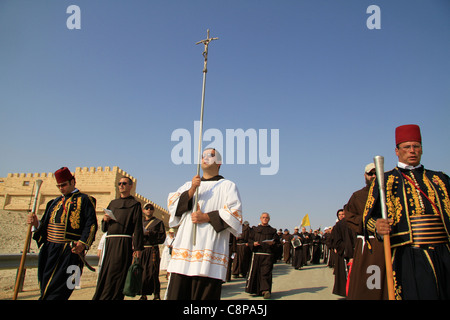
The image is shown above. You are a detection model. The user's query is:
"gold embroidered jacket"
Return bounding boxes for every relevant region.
[363,167,450,248]
[33,191,98,248]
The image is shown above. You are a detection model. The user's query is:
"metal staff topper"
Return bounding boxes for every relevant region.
[193,29,218,245]
[373,155,396,300]
[374,156,388,220]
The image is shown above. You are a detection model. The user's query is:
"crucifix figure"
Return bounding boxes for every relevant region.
[195,29,219,73]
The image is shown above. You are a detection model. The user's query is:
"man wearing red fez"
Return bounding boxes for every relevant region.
[364,124,450,300]
[28,167,98,300]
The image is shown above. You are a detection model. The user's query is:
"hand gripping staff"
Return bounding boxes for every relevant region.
[192,29,218,245]
[373,156,396,300]
[13,179,43,300]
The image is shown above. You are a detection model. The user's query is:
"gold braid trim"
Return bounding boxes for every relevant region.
[405,177,423,216]
[386,175,402,226]
[363,180,376,224]
[50,198,64,224]
[392,271,402,300]
[84,224,97,248]
[432,175,450,220]
[392,248,402,300]
[69,196,82,229]
[423,174,439,215]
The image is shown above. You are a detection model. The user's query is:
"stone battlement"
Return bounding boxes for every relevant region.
[6,166,135,181]
[0,166,168,225]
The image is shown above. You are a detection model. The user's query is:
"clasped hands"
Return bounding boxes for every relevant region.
[189,175,210,224]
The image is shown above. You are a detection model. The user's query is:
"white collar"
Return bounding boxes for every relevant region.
[63,188,79,198]
[397,162,423,170]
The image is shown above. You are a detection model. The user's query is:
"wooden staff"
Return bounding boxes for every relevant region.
[13,179,43,300]
[192,29,218,245]
[373,156,396,300]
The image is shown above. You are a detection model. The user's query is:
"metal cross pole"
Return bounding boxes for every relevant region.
[373,155,396,300]
[192,29,218,245]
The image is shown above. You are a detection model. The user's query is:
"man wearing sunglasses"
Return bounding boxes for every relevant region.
[28,167,97,300]
[139,203,166,300]
[344,163,388,300]
[364,124,450,300]
[166,148,243,300]
[93,177,144,300]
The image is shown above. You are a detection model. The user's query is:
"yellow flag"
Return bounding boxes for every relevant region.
[301,214,310,227]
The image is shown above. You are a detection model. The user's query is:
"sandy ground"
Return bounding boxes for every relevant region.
[1,210,338,301]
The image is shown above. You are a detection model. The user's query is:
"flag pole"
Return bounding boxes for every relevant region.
[192,29,218,245]
[373,155,396,300]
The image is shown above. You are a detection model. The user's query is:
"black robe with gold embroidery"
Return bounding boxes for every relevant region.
[364,166,450,299]
[33,190,97,300]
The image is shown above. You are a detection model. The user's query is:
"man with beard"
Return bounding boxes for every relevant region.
[345,163,388,300]
[28,167,97,300]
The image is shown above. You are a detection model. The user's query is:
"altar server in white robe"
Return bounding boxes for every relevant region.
[165,148,243,300]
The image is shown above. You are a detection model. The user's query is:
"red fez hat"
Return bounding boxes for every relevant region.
[395,124,421,146]
[55,167,74,184]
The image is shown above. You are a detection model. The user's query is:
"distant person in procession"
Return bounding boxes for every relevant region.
[231,220,252,279]
[139,203,166,300]
[165,148,243,300]
[28,167,97,300]
[160,228,176,280]
[245,212,279,299]
[281,229,293,264]
[330,209,355,297]
[301,226,311,266]
[310,229,322,264]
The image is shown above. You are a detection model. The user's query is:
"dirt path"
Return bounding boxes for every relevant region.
[2,262,339,300]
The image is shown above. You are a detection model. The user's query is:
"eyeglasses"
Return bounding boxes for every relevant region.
[366,171,376,176]
[399,144,421,151]
[202,152,216,159]
[118,182,128,186]
[56,182,69,188]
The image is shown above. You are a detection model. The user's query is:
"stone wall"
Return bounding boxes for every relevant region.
[0,166,168,225]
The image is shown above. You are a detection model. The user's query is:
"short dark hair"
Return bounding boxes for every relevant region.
[204,148,222,163]
[120,177,133,185]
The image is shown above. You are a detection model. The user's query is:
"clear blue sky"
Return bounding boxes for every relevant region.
[1,0,449,231]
